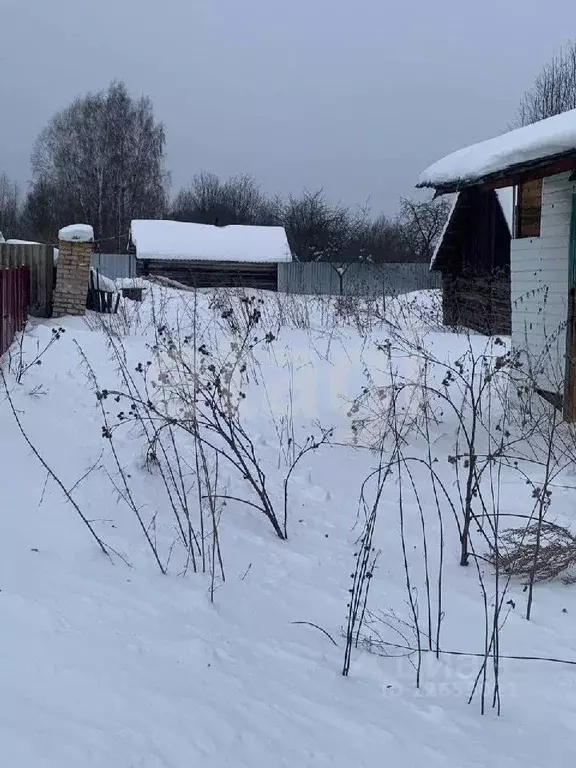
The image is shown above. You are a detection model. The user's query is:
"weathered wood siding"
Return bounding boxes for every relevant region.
[517,179,543,238]
[0,243,54,317]
[137,259,278,291]
[442,272,511,335]
[511,172,574,393]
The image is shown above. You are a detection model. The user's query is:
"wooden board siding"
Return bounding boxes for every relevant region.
[136,259,278,291]
[442,273,511,335]
[511,172,575,394]
[516,179,543,238]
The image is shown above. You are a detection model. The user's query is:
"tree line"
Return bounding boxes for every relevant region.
[2,39,573,261]
[0,80,449,263]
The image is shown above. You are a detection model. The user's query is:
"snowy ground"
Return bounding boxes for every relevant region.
[1,286,576,767]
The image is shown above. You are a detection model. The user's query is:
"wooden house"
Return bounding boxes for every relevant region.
[418,107,576,420]
[431,188,513,335]
[130,220,292,291]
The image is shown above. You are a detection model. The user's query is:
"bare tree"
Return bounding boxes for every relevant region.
[398,196,451,263]
[21,177,72,243]
[172,172,222,223]
[280,189,361,262]
[0,173,21,238]
[281,190,429,264]
[515,41,576,126]
[355,213,412,263]
[170,176,448,265]
[220,174,278,225]
[172,172,276,226]
[30,80,168,247]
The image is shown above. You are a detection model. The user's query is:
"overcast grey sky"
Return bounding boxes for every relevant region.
[0,0,572,214]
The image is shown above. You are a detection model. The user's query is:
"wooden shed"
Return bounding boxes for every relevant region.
[131,220,292,291]
[418,107,576,419]
[431,188,512,335]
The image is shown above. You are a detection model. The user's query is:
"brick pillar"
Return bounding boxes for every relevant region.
[52,224,94,317]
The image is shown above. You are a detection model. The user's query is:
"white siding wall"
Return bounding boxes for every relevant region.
[511,172,574,392]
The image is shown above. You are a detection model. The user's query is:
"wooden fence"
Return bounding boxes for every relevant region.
[0,243,54,317]
[0,266,29,357]
[277,262,441,297]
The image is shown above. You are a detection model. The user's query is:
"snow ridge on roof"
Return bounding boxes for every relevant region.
[418,108,576,189]
[131,220,292,263]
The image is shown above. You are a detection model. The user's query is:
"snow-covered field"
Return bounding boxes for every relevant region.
[2,286,576,767]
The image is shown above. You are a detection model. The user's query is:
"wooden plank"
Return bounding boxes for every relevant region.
[517,179,542,238]
[442,274,510,336]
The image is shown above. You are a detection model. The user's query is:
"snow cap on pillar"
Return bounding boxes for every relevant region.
[58,224,94,243]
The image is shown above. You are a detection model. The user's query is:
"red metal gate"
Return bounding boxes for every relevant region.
[0,267,30,357]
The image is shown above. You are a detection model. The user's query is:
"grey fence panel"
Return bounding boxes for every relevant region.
[0,243,54,317]
[277,262,440,297]
[91,253,136,281]
[278,261,340,295]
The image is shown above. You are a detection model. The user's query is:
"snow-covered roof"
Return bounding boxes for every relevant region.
[418,108,576,190]
[59,224,94,243]
[131,220,292,263]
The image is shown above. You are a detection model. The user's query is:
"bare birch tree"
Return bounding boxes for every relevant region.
[515,41,576,126]
[29,80,168,247]
[398,196,452,263]
[172,172,276,226]
[0,173,21,238]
